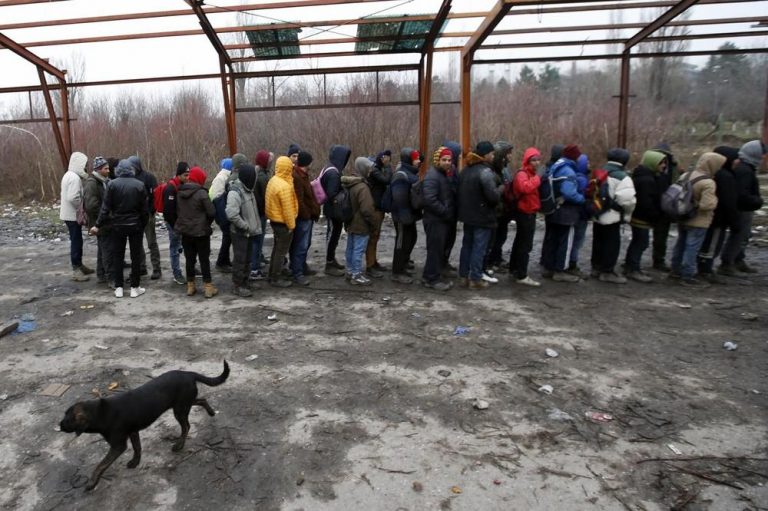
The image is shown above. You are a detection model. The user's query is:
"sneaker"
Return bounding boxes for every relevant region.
[130,287,146,298]
[71,268,90,282]
[566,263,585,278]
[349,273,372,286]
[481,272,499,284]
[79,264,95,275]
[599,272,627,284]
[552,272,580,282]
[173,274,186,285]
[653,261,672,272]
[469,279,489,289]
[233,286,253,297]
[627,270,653,283]
[216,263,233,273]
[329,259,345,270]
[458,277,469,288]
[249,270,265,281]
[151,269,161,280]
[681,277,710,288]
[114,287,124,298]
[391,273,413,284]
[324,263,346,277]
[269,278,293,288]
[736,261,758,274]
[303,266,318,276]
[423,280,453,291]
[717,264,741,277]
[516,276,541,287]
[293,275,311,286]
[366,267,384,279]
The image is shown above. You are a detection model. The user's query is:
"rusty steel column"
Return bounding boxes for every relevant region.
[37,68,68,168]
[763,65,768,145]
[59,78,72,156]
[617,54,630,148]
[459,52,472,169]
[228,69,237,154]
[419,51,434,164]
[219,58,236,156]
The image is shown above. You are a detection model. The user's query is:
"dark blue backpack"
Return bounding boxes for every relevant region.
[212,181,231,228]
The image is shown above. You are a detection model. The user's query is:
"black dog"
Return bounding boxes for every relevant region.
[59,360,229,490]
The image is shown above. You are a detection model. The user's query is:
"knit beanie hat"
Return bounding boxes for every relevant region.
[432,147,453,167]
[287,143,301,157]
[232,153,248,171]
[606,148,630,166]
[254,150,270,169]
[738,140,765,167]
[92,156,108,171]
[176,161,190,175]
[297,151,313,167]
[410,150,422,163]
[238,164,256,190]
[562,144,581,161]
[188,166,207,186]
[475,141,494,157]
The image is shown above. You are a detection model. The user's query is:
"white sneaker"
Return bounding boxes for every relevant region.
[114,287,124,298]
[516,276,541,287]
[130,287,146,298]
[481,272,499,284]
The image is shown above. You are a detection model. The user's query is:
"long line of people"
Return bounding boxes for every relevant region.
[59,139,766,297]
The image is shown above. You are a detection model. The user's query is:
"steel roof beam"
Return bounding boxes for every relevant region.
[625,0,700,50]
[186,0,232,68]
[422,0,452,55]
[0,32,65,80]
[473,46,768,64]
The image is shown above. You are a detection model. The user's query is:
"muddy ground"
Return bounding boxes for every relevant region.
[0,201,767,511]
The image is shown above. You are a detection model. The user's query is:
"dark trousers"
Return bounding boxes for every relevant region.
[111,226,143,288]
[653,218,671,265]
[140,216,161,272]
[325,218,343,263]
[216,224,232,266]
[65,220,83,268]
[722,211,752,265]
[509,213,536,279]
[625,225,650,272]
[231,231,254,287]
[365,210,385,267]
[182,235,212,283]
[269,222,293,281]
[423,221,449,283]
[392,221,417,275]
[541,221,571,272]
[592,222,621,273]
[96,234,114,282]
[444,220,457,267]
[487,219,509,267]
[698,224,727,274]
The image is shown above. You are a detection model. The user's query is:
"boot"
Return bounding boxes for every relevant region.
[79,264,95,275]
[72,268,90,282]
[186,282,196,296]
[204,282,218,299]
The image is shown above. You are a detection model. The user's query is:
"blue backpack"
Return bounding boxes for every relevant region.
[539,162,568,215]
[212,181,231,228]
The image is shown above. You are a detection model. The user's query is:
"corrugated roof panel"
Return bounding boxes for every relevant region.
[246,27,301,57]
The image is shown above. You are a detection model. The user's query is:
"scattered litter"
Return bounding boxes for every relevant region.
[245,354,259,361]
[473,399,489,410]
[267,313,277,321]
[53,426,61,432]
[296,477,305,486]
[60,310,74,317]
[0,322,20,338]
[677,303,692,309]
[538,384,554,395]
[93,344,109,350]
[91,388,101,397]
[382,296,391,303]
[751,389,760,395]
[547,408,573,422]
[740,312,758,321]
[122,370,130,376]
[453,326,470,336]
[545,348,559,358]
[585,411,613,422]
[0,393,8,401]
[450,486,462,494]
[53,238,61,242]
[79,304,95,310]
[15,316,37,333]
[107,382,119,391]
[39,383,70,397]
[411,313,421,319]
[437,369,451,377]
[412,481,423,492]
[667,444,682,455]
[723,341,738,351]
[24,258,31,263]
[493,479,502,485]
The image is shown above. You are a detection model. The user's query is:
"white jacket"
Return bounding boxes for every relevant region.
[596,172,636,225]
[59,152,88,221]
[208,169,231,200]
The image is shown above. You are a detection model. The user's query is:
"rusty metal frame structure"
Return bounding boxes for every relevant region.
[1,0,766,167]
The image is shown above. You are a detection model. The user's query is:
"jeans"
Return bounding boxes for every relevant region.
[140,215,161,272]
[509,213,535,279]
[569,219,588,266]
[365,210,385,267]
[166,222,182,277]
[423,221,449,283]
[231,231,253,287]
[269,222,293,281]
[65,220,83,268]
[392,221,418,274]
[459,224,492,281]
[216,223,231,267]
[672,226,707,279]
[541,221,571,272]
[96,234,114,282]
[653,218,671,265]
[345,233,370,276]
[625,225,650,272]
[182,235,212,283]
[111,226,143,288]
[250,216,268,271]
[290,219,314,279]
[592,223,621,273]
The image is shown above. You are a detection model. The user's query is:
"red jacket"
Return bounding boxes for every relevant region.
[513,148,542,214]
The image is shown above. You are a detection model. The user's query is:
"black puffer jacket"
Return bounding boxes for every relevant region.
[369,151,393,211]
[96,164,148,230]
[390,148,421,225]
[733,161,763,212]
[629,165,662,227]
[457,152,500,229]
[128,156,158,214]
[422,166,455,224]
[321,145,351,219]
[175,183,215,237]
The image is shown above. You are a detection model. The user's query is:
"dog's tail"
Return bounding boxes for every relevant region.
[194,360,230,387]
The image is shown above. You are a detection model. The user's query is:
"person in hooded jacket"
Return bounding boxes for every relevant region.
[176,166,217,298]
[91,159,148,298]
[163,162,190,285]
[590,148,636,283]
[226,164,261,297]
[720,140,766,275]
[567,153,591,278]
[60,151,93,281]
[442,141,462,276]
[343,157,377,285]
[321,145,352,276]
[421,147,456,291]
[509,147,543,286]
[458,141,500,289]
[290,151,321,286]
[127,155,161,280]
[697,146,740,283]
[390,147,422,284]
[651,143,680,271]
[366,149,392,274]
[670,152,723,287]
[266,156,299,287]
[540,144,585,282]
[84,157,113,287]
[485,141,513,277]
[210,157,234,273]
[250,150,272,280]
[623,150,667,282]
[539,144,564,268]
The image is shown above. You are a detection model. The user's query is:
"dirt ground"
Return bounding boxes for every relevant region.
[1,201,767,511]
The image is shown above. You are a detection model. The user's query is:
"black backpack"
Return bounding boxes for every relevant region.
[328,186,354,223]
[212,181,231,228]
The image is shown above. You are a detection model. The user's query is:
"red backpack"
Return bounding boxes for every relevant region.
[153,181,168,213]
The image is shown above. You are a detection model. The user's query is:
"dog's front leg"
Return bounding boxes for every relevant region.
[85,444,126,491]
[194,398,216,416]
[126,432,142,468]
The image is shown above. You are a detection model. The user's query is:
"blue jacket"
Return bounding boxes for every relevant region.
[390,147,420,225]
[549,158,584,226]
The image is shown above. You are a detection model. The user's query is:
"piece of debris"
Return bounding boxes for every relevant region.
[450,486,462,494]
[547,408,573,422]
[0,393,8,401]
[493,479,502,485]
[473,399,489,410]
[411,313,421,319]
[60,310,74,317]
[79,304,95,310]
[39,383,70,397]
[296,476,305,486]
[437,369,451,377]
[93,344,109,350]
[667,444,682,455]
[412,481,423,493]
[545,348,559,358]
[107,382,119,391]
[382,296,391,303]
[585,411,613,422]
[723,341,738,351]
[454,326,470,336]
[245,354,258,361]
[0,322,20,338]
[740,312,758,321]
[267,313,277,321]
[677,303,692,309]
[538,384,554,395]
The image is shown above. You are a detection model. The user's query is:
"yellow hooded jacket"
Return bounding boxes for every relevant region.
[265,156,299,230]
